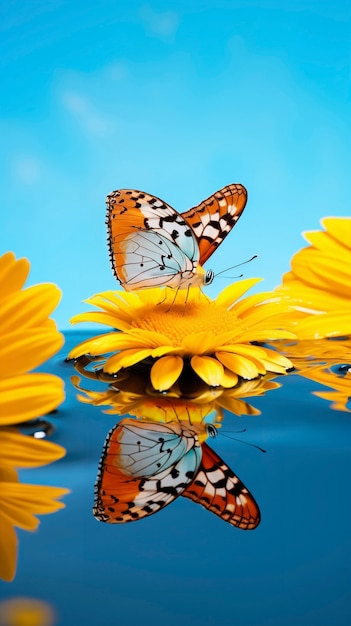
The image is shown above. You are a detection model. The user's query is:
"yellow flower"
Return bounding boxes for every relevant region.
[69,279,295,391]
[276,217,351,338]
[0,252,69,583]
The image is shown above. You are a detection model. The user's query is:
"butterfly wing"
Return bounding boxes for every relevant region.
[182,442,260,529]
[94,419,202,523]
[106,189,200,290]
[181,184,247,265]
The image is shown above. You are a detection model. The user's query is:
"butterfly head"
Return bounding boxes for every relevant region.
[204,269,215,286]
[206,424,218,438]
[190,264,214,288]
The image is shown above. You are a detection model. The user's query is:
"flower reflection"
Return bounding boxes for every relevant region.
[71,357,281,418]
[0,253,69,582]
[69,279,295,390]
[94,417,260,529]
[73,346,282,410]
[309,365,351,413]
[270,338,351,414]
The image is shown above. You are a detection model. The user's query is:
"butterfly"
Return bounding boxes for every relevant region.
[93,418,260,529]
[106,184,247,291]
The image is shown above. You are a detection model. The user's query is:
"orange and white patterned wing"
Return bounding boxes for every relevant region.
[181,184,247,266]
[182,442,260,529]
[106,190,201,291]
[93,419,202,523]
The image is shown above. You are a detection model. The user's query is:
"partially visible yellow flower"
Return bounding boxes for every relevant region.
[0,253,65,425]
[276,217,351,339]
[0,252,69,583]
[69,279,295,391]
[273,216,351,410]
[0,596,55,626]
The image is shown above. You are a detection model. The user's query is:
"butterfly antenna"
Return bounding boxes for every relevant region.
[215,254,258,277]
[220,429,266,453]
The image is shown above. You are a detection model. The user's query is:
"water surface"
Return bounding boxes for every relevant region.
[1,331,350,626]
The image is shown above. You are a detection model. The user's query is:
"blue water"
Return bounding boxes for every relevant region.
[1,331,350,626]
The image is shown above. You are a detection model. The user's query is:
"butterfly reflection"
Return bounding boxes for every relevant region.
[94,418,260,529]
[106,184,247,291]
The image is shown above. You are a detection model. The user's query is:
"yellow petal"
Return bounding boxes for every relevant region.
[303,230,346,255]
[0,516,17,581]
[69,329,173,359]
[0,374,65,425]
[293,311,351,339]
[70,311,133,329]
[215,278,262,308]
[150,356,184,391]
[1,482,69,511]
[216,351,260,379]
[0,329,64,378]
[0,501,40,531]
[182,332,218,354]
[191,355,224,386]
[220,369,239,388]
[291,250,350,294]
[320,217,351,248]
[0,284,62,333]
[0,252,30,298]
[104,348,153,373]
[231,290,283,317]
[0,429,66,467]
[232,330,296,343]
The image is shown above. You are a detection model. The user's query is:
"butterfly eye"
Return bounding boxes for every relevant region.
[204,270,214,285]
[206,424,218,438]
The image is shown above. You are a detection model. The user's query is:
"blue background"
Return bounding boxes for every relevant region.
[1,0,350,329]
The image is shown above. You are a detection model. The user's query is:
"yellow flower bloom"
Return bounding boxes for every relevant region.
[276,217,351,338]
[69,279,295,391]
[0,252,69,583]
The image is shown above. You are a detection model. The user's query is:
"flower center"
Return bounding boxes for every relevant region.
[131,302,241,343]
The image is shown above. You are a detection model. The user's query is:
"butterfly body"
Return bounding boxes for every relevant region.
[94,418,260,529]
[106,184,247,291]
